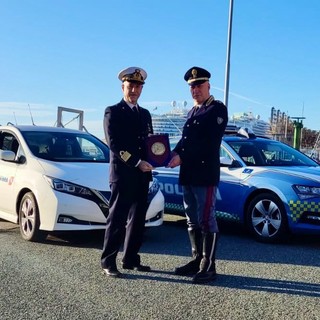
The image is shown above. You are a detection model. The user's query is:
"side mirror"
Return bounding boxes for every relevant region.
[18,155,27,164]
[220,157,242,168]
[230,159,242,168]
[220,156,233,167]
[0,150,16,161]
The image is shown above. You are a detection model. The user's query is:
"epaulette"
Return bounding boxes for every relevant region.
[205,95,215,106]
[213,100,226,107]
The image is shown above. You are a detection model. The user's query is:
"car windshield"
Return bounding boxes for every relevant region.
[227,139,318,167]
[21,131,110,162]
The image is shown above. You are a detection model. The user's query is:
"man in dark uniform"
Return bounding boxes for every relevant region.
[167,66,228,284]
[101,67,154,277]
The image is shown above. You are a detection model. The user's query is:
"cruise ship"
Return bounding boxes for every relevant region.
[151,105,188,137]
[152,108,272,138]
[228,111,272,137]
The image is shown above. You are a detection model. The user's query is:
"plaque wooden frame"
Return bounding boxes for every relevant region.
[145,134,171,167]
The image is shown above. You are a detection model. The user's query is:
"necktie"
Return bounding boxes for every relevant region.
[133,106,138,113]
[192,105,200,117]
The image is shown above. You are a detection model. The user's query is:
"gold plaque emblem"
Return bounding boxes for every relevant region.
[151,142,166,156]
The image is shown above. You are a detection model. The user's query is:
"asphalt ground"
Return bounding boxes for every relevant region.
[1,215,320,320]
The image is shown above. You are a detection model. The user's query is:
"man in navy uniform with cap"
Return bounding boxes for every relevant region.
[101,67,154,277]
[167,66,228,284]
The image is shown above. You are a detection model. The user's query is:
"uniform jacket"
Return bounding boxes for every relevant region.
[173,96,228,186]
[103,99,153,183]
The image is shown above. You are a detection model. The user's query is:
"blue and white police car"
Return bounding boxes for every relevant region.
[0,125,164,241]
[153,128,320,243]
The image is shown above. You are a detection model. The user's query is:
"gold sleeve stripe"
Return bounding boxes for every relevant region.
[120,151,131,162]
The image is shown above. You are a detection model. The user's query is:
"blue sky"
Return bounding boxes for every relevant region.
[1,0,319,138]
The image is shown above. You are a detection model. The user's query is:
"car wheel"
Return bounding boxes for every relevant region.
[19,192,46,242]
[247,193,288,243]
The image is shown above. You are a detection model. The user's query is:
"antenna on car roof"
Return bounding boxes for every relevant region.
[13,112,18,125]
[28,104,36,126]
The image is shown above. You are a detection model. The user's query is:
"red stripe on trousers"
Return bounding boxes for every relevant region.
[203,186,216,231]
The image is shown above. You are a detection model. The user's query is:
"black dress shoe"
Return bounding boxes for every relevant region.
[102,266,122,278]
[174,259,200,276]
[192,270,217,284]
[122,263,151,272]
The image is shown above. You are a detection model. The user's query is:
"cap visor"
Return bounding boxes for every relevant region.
[188,80,207,86]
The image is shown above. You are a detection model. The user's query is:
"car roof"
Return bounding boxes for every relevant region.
[223,136,272,143]
[223,126,272,143]
[0,124,88,135]
[169,126,273,145]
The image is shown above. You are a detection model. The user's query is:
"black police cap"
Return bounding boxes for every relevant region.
[184,66,211,85]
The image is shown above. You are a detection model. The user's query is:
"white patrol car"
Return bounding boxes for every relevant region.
[0,125,164,241]
[154,128,320,243]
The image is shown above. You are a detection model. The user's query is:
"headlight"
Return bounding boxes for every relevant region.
[293,184,320,200]
[44,176,109,218]
[44,176,93,196]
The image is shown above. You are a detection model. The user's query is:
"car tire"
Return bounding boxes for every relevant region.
[247,193,288,243]
[19,192,47,242]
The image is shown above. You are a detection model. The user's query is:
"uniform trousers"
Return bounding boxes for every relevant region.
[183,185,219,233]
[101,179,149,268]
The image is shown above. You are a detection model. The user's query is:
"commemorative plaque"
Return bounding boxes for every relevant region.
[145,134,171,167]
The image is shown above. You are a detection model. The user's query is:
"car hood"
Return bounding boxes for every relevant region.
[155,165,320,183]
[37,159,109,190]
[257,166,320,183]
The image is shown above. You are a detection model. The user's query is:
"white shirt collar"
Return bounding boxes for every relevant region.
[124,100,137,109]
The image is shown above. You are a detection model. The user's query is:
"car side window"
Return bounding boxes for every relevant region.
[2,133,19,153]
[220,146,232,161]
[0,132,25,161]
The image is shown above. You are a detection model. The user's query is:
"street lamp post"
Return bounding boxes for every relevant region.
[291,116,305,150]
[224,0,234,108]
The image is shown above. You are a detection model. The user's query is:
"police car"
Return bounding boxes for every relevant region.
[153,128,320,243]
[0,125,164,241]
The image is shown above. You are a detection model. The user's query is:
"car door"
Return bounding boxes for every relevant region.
[0,132,20,219]
[216,145,248,221]
[153,166,184,214]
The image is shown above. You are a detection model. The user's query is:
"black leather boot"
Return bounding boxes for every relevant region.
[175,228,202,276]
[192,232,218,284]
